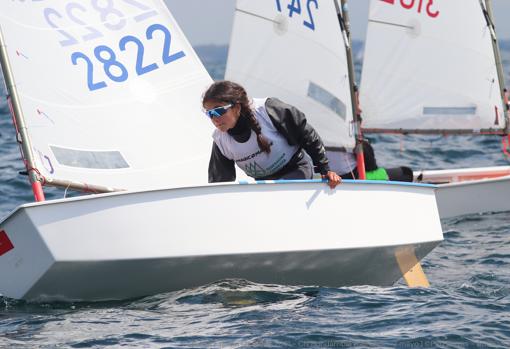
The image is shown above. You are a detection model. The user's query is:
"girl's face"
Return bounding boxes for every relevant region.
[204,100,241,132]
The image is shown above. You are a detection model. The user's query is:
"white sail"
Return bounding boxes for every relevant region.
[225,0,356,150]
[0,0,214,190]
[360,0,506,133]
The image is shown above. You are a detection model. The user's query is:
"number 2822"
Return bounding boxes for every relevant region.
[71,23,185,91]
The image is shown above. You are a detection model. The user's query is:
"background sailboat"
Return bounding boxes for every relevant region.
[361,0,506,133]
[360,0,510,218]
[225,0,357,173]
[0,0,442,301]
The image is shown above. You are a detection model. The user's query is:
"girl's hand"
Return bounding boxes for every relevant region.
[322,171,341,189]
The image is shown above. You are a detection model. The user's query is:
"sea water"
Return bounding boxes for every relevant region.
[1,47,510,348]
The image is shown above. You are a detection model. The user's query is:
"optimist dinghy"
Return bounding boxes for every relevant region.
[0,0,442,301]
[360,0,510,218]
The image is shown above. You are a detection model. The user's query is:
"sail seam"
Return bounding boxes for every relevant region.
[368,19,413,30]
[235,8,278,24]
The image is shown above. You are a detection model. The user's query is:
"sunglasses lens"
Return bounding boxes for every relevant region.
[206,109,220,118]
[206,105,230,118]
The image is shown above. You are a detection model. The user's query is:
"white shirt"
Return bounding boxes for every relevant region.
[213,98,299,178]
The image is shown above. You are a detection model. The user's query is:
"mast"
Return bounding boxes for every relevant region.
[336,0,366,179]
[0,26,45,201]
[482,0,508,134]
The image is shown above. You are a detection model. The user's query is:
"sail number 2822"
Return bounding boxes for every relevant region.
[381,0,439,18]
[275,0,318,31]
[71,23,185,91]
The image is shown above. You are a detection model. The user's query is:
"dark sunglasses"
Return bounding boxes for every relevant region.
[205,104,233,118]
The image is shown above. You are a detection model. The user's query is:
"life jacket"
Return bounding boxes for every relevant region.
[213,98,299,179]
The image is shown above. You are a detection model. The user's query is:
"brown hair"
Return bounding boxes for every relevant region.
[203,80,271,154]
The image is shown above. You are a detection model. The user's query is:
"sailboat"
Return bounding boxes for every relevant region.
[226,0,357,173]
[360,0,510,218]
[0,0,442,302]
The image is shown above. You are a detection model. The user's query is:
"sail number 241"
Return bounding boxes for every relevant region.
[275,0,318,31]
[381,0,440,18]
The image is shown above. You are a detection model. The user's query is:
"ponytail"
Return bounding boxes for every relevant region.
[246,110,271,154]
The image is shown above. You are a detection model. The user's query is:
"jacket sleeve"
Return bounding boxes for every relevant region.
[208,142,236,183]
[265,98,330,175]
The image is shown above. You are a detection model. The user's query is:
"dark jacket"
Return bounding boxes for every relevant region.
[362,139,378,172]
[208,98,330,182]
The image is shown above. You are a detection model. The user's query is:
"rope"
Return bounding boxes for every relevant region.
[63,183,71,199]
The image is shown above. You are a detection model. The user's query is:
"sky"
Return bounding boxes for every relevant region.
[165,0,510,46]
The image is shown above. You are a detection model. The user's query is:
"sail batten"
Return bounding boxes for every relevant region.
[360,0,506,133]
[0,0,214,191]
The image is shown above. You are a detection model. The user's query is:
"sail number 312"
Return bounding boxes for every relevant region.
[381,0,440,18]
[275,0,318,31]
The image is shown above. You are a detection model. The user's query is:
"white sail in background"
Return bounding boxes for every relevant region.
[226,0,356,150]
[0,0,213,190]
[360,0,506,133]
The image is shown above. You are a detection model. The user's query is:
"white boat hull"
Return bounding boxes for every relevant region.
[415,166,510,218]
[0,181,442,302]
